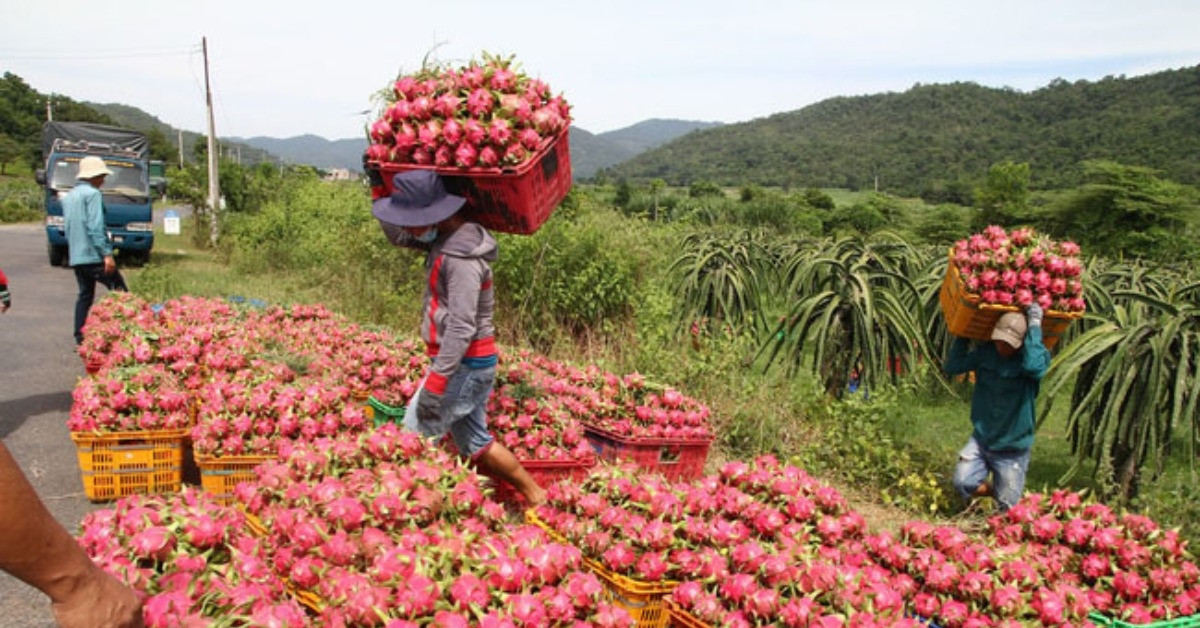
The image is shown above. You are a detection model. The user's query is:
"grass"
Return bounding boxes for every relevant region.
[882,384,1083,494]
[882,364,1198,518]
[124,216,324,306]
[0,168,42,223]
[822,188,875,206]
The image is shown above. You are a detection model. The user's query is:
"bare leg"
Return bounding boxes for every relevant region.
[475,443,546,507]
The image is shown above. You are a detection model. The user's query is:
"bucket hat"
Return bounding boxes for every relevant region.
[991,311,1027,349]
[371,170,466,227]
[77,156,114,180]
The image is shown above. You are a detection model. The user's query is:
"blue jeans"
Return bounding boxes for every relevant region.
[73,263,127,345]
[953,436,1030,512]
[404,365,495,458]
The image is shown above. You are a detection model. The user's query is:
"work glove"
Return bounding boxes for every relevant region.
[416,388,444,424]
[1025,302,1044,328]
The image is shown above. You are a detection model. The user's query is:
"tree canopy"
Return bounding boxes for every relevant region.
[1049,160,1200,261]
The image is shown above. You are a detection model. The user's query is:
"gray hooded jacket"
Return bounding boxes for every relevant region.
[420,222,497,395]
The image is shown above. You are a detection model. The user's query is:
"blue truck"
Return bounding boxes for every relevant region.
[36,121,155,267]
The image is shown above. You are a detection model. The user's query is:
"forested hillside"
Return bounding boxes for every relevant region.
[571,119,723,179]
[6,66,1200,194]
[0,72,281,169]
[602,65,1200,198]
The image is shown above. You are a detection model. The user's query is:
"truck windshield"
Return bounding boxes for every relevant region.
[48,157,148,196]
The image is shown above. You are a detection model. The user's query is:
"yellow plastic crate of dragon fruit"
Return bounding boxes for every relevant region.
[587,562,676,628]
[527,509,676,628]
[194,453,275,505]
[663,599,711,628]
[939,249,1081,350]
[71,428,188,502]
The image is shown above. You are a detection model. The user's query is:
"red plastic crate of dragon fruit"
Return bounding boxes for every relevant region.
[484,455,595,508]
[364,53,573,235]
[583,425,712,482]
[368,128,571,235]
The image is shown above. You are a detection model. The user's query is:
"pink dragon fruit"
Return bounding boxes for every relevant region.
[952,226,1087,312]
[367,53,571,170]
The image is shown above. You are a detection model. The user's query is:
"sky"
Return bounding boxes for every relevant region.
[3,0,1199,141]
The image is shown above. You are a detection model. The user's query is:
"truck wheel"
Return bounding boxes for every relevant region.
[48,244,68,267]
[124,250,151,267]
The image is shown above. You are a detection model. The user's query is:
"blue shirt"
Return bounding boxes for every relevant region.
[62,181,113,266]
[943,326,1052,452]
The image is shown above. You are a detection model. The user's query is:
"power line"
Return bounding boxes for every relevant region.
[0,45,200,61]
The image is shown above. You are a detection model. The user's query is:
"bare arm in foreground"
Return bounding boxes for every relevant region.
[0,442,143,628]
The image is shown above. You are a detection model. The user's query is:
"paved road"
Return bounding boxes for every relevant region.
[0,206,188,626]
[0,221,105,627]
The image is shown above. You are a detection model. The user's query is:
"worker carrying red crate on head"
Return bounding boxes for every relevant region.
[373,170,546,507]
[942,303,1051,513]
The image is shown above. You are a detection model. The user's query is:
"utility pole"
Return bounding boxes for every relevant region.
[177,129,184,167]
[45,94,53,121]
[203,36,221,248]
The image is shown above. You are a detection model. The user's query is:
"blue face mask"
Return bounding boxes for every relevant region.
[412,227,439,244]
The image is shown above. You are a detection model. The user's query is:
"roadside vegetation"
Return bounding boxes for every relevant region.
[0,164,41,222]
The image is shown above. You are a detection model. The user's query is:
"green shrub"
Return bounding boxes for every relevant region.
[0,178,42,223]
[734,195,801,232]
[1132,476,1200,546]
[621,187,685,221]
[789,394,953,515]
[224,177,423,330]
[0,198,40,223]
[494,206,657,346]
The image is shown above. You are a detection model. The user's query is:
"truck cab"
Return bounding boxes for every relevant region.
[148,159,168,199]
[37,122,155,267]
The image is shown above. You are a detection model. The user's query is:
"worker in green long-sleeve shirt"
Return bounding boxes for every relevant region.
[943,303,1051,512]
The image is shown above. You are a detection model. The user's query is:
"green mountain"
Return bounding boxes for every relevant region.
[570,119,724,179]
[229,119,723,178]
[599,118,725,153]
[225,134,365,172]
[9,65,1200,196]
[603,65,1200,197]
[89,102,278,167]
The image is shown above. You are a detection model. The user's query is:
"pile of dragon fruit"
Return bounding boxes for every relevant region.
[533,456,1200,627]
[74,295,420,458]
[488,355,596,462]
[951,226,1087,313]
[503,349,713,441]
[69,293,1200,626]
[69,362,192,432]
[365,52,571,170]
[73,294,709,464]
[79,488,309,626]
[79,443,1200,626]
[81,427,634,628]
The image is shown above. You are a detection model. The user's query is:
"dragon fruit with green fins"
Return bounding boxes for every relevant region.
[367,52,570,170]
